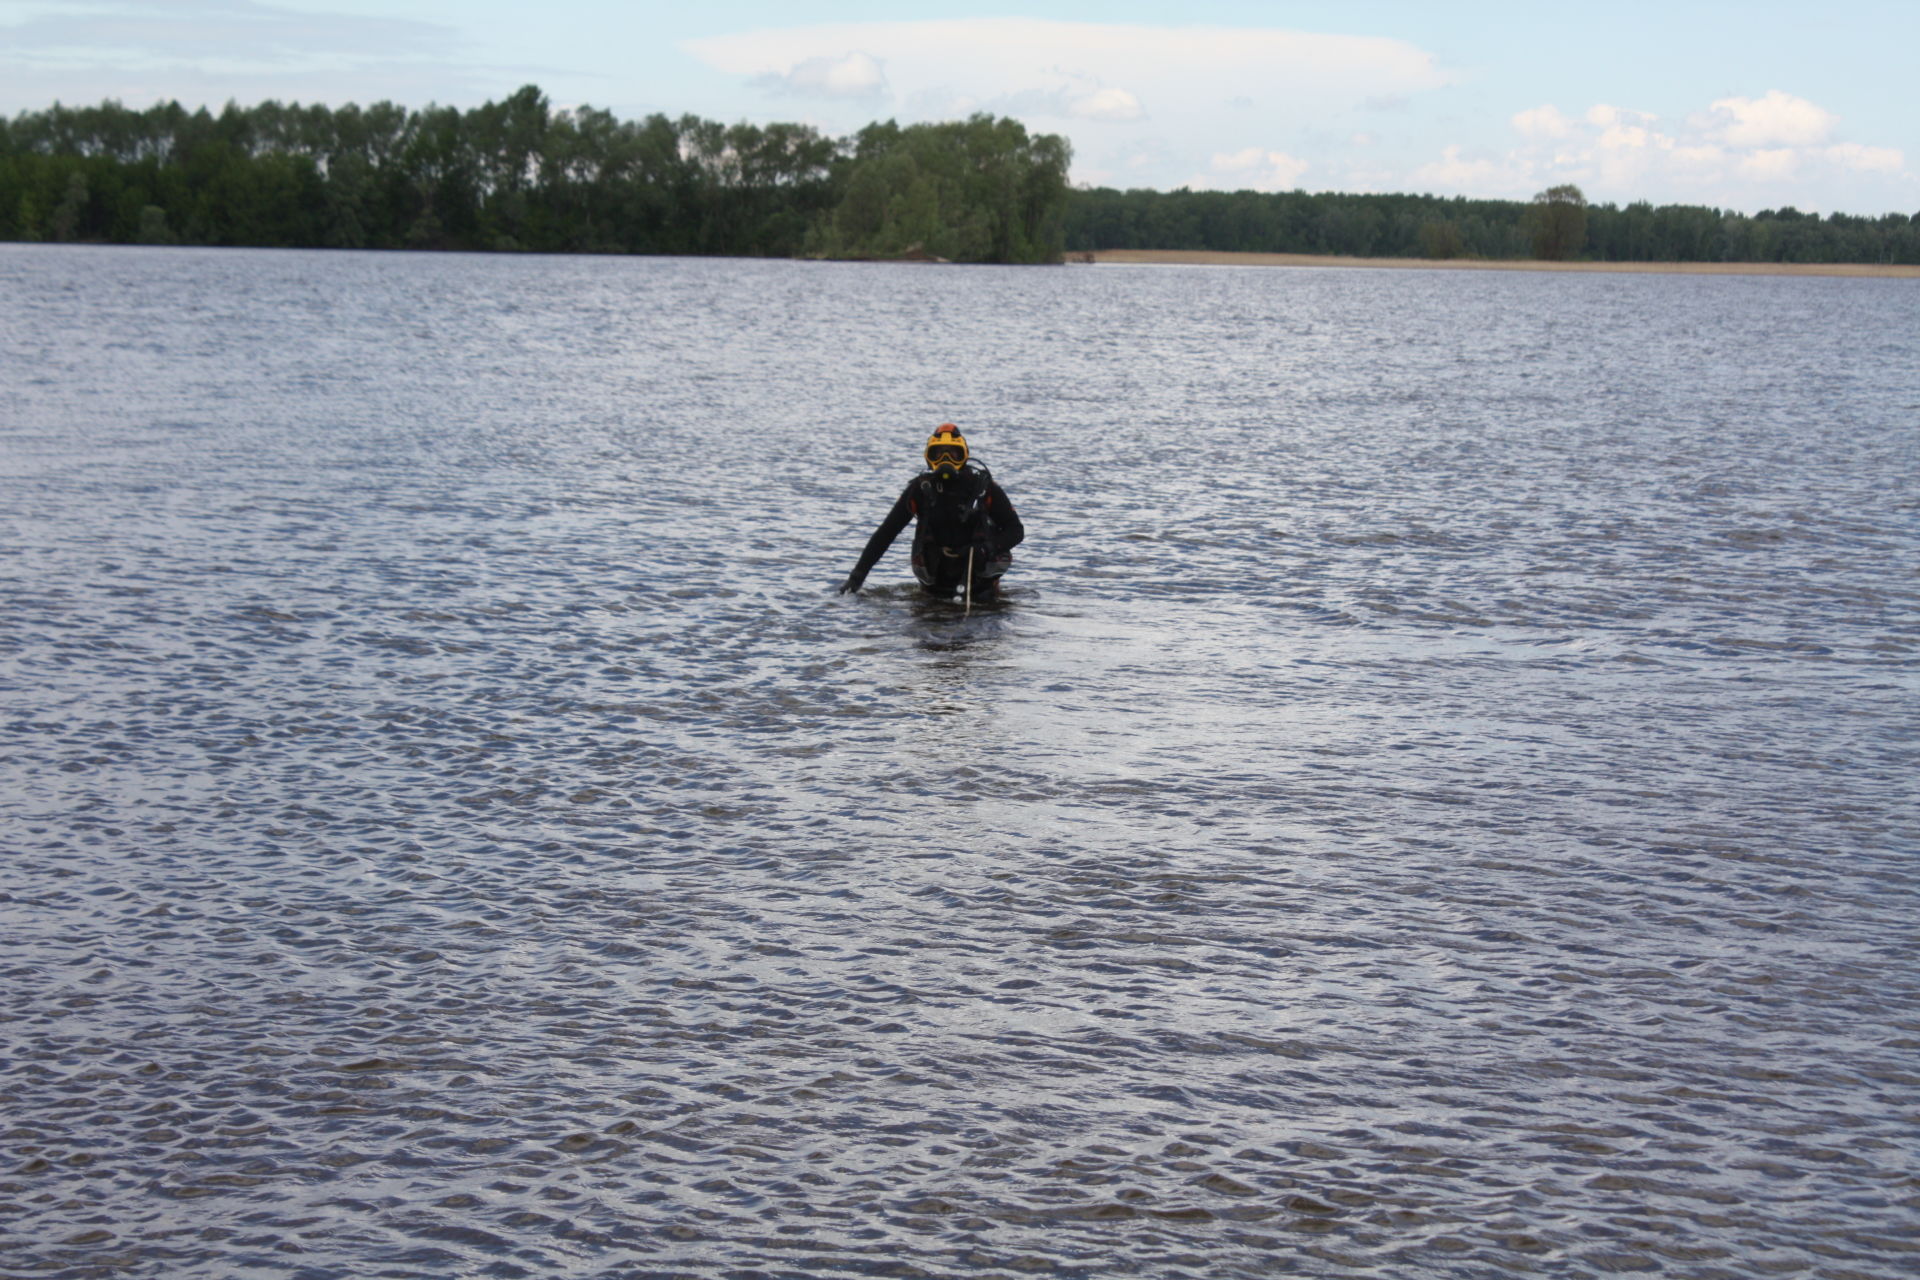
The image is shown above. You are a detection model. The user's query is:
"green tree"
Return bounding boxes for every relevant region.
[137,204,173,244]
[1418,220,1465,259]
[1525,183,1587,260]
[811,114,1071,263]
[49,169,89,240]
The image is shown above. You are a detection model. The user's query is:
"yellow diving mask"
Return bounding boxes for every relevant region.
[925,425,968,473]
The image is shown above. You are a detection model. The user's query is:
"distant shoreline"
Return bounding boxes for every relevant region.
[1080,249,1920,278]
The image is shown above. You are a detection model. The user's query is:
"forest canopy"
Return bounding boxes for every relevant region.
[4,86,1917,265]
[1065,184,1920,265]
[0,86,1072,264]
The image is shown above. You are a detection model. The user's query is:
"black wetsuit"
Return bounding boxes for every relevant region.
[842,462,1025,596]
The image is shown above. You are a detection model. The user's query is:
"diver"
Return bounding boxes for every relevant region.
[838,424,1025,600]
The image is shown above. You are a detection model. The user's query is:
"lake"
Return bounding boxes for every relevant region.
[2,243,1916,1278]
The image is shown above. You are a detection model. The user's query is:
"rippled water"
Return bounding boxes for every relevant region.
[3,243,1917,1278]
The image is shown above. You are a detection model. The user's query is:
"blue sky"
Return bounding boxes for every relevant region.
[3,1,1915,215]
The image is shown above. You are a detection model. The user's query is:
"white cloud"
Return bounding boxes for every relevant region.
[756,50,888,100]
[1069,87,1142,121]
[1739,148,1800,181]
[1467,90,1910,207]
[1585,104,1654,129]
[685,18,1448,194]
[1706,90,1837,148]
[685,16,1446,167]
[1827,142,1903,173]
[1340,167,1397,193]
[0,0,453,64]
[1512,104,1572,139]
[1669,144,1728,174]
[1598,124,1655,151]
[1199,147,1309,191]
[898,81,1142,123]
[686,18,1447,109]
[1412,144,1526,195]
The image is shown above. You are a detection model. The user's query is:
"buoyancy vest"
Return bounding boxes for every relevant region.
[910,462,997,553]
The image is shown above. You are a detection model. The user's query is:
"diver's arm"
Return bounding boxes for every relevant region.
[986,480,1024,552]
[839,483,917,593]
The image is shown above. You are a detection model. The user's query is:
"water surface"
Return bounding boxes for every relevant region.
[2,244,1917,1278]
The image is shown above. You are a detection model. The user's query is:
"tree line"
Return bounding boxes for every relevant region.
[0,86,1071,263]
[4,87,1916,266]
[1065,183,1920,265]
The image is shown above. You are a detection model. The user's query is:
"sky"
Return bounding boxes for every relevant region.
[3,0,1916,216]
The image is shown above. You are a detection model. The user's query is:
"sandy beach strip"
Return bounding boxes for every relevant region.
[1081,248,1920,278]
